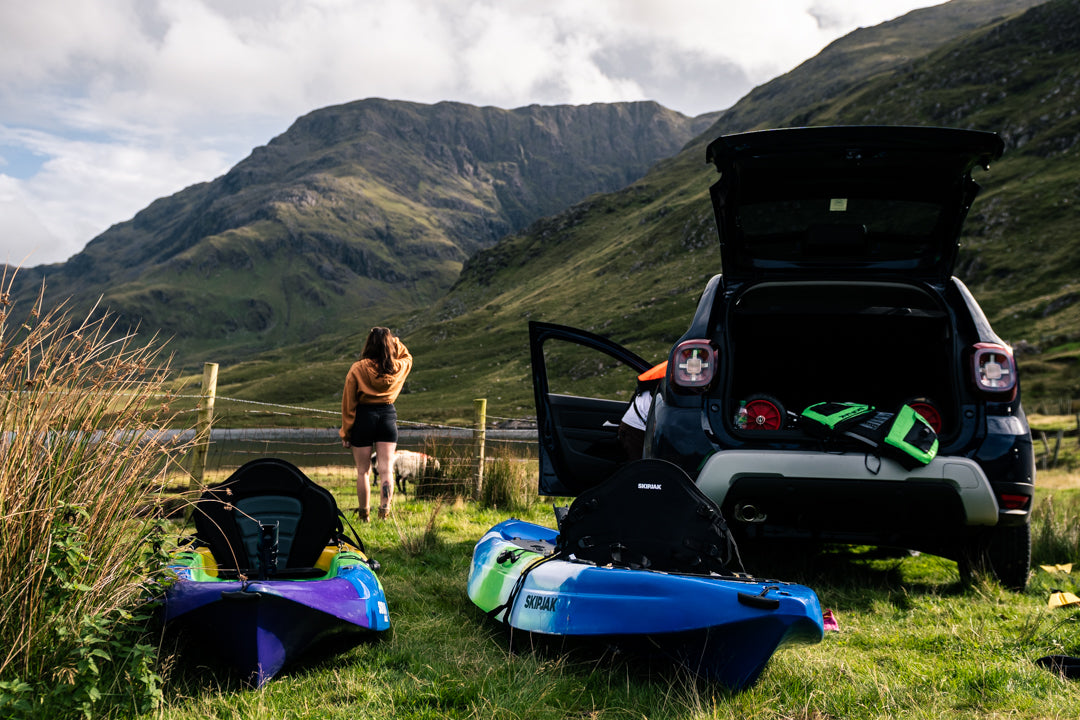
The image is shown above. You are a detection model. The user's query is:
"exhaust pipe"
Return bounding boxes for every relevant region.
[734,503,767,523]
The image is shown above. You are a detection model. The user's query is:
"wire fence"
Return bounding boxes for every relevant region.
[172,393,539,491]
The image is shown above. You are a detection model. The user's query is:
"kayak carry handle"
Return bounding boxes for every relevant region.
[737,586,781,610]
[221,589,262,601]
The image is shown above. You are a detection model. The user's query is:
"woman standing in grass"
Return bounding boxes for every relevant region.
[341,327,413,521]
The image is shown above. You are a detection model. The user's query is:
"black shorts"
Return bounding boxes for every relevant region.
[348,404,398,447]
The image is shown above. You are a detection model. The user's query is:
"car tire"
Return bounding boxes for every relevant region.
[987,522,1032,591]
[958,523,1031,591]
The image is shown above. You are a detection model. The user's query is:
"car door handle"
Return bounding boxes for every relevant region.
[602,421,619,428]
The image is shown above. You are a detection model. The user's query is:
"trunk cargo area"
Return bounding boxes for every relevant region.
[727,282,957,434]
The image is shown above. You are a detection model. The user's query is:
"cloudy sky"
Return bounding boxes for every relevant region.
[0,0,944,267]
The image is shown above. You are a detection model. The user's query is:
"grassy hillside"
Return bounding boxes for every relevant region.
[708,0,1045,134]
[192,142,720,427]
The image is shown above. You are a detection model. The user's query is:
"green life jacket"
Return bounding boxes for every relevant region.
[800,401,875,431]
[800,401,938,469]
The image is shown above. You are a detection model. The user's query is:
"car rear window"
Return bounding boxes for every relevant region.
[737,197,944,264]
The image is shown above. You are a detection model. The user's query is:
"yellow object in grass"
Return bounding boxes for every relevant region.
[1048,590,1080,609]
[1040,563,1074,574]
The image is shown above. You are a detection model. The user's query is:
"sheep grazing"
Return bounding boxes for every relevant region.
[372,449,441,494]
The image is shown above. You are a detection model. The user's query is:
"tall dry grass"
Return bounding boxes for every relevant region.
[479,454,538,512]
[0,271,195,718]
[412,437,539,512]
[1031,492,1080,567]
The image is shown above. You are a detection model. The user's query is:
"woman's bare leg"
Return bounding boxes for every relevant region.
[351,445,373,521]
[375,441,396,518]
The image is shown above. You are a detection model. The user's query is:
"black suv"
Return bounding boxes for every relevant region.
[530,126,1035,590]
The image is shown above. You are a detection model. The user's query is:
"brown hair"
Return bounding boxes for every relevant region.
[361,327,396,376]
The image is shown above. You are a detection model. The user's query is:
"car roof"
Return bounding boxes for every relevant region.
[705,126,1005,282]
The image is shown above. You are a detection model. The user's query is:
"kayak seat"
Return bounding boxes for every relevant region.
[555,458,741,575]
[194,457,344,579]
[233,495,303,571]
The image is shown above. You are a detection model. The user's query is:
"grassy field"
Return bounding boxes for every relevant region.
[149,468,1080,720]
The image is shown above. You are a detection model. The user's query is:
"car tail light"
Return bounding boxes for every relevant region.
[671,340,716,389]
[971,342,1017,399]
[999,493,1030,511]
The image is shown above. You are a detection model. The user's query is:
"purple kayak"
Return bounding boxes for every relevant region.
[164,458,389,687]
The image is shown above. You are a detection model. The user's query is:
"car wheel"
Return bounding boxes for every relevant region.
[987,523,1032,591]
[957,524,1031,591]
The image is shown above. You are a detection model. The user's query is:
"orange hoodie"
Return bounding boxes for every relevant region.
[340,337,413,441]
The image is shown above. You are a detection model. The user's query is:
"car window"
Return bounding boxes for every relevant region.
[736,197,943,262]
[542,338,644,402]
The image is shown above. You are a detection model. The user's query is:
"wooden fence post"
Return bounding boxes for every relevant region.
[1051,428,1064,469]
[473,398,487,501]
[189,362,219,488]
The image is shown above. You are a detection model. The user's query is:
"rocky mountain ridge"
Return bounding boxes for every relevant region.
[7,100,710,360]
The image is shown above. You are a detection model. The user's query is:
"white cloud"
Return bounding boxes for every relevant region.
[0,0,944,266]
[1,127,230,265]
[0,176,57,268]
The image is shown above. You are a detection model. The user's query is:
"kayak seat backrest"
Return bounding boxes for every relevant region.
[233,495,303,571]
[194,457,343,579]
[555,458,740,575]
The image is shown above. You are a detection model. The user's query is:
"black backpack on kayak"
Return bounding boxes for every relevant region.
[555,459,742,575]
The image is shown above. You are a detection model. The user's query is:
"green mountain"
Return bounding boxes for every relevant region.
[716,0,1046,132]
[6,100,709,362]
[388,0,1080,423]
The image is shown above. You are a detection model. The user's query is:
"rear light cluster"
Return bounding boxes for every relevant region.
[971,342,1017,400]
[671,340,716,389]
[998,493,1030,511]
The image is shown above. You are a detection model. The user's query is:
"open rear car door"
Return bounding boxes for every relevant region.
[529,321,652,496]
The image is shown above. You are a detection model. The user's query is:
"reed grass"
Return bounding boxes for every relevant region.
[393,498,446,557]
[0,271,196,718]
[478,453,538,512]
[1031,491,1080,568]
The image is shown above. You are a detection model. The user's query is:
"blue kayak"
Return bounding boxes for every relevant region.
[467,460,824,689]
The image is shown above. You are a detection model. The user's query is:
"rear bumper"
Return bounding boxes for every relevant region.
[696,450,1007,542]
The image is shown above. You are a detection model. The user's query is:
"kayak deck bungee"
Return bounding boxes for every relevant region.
[467,460,824,690]
[163,458,389,687]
